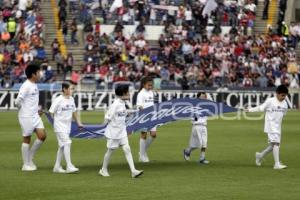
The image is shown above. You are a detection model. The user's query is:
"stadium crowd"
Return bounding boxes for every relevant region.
[70,0,298,89]
[0,0,55,88]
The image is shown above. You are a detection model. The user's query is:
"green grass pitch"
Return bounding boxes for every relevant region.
[0,111,300,200]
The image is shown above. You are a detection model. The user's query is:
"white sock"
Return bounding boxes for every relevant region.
[260,145,273,158]
[54,147,64,168]
[29,139,43,162]
[63,144,73,168]
[102,149,114,171]
[200,151,206,160]
[273,145,280,166]
[122,144,136,173]
[145,137,154,150]
[21,143,30,165]
[139,138,146,156]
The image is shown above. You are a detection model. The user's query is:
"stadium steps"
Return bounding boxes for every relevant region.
[62,1,86,71]
[254,0,278,34]
[40,1,85,74]
[40,2,65,69]
[296,49,300,60]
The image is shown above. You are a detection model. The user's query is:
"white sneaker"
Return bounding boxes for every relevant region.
[22,164,36,171]
[53,166,66,173]
[183,149,190,161]
[28,161,37,170]
[199,159,210,164]
[255,152,262,166]
[144,153,150,162]
[66,165,79,173]
[99,169,110,177]
[139,152,150,163]
[131,170,144,178]
[274,163,287,170]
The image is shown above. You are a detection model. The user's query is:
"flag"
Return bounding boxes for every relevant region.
[202,0,218,17]
[109,0,123,13]
[46,97,237,139]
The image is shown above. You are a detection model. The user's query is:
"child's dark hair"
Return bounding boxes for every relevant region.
[25,63,40,79]
[62,82,71,92]
[139,76,153,91]
[197,92,206,98]
[276,85,289,94]
[115,85,129,96]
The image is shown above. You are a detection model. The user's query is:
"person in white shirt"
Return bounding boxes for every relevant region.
[184,7,192,25]
[183,92,210,164]
[136,77,156,162]
[99,85,143,178]
[246,85,289,170]
[49,83,83,173]
[150,8,156,25]
[15,63,46,171]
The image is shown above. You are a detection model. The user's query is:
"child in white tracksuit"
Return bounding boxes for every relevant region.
[183,92,210,164]
[136,76,156,163]
[49,83,83,173]
[99,85,143,178]
[247,85,289,170]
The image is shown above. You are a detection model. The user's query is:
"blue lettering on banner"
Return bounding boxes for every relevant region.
[45,97,238,139]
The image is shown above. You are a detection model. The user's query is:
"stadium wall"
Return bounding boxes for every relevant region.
[96,25,231,40]
[0,90,298,111]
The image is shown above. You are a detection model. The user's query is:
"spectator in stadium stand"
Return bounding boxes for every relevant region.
[69,0,77,14]
[70,18,79,45]
[55,51,65,75]
[79,5,92,24]
[58,6,67,30]
[149,8,156,25]
[44,65,54,83]
[279,0,287,18]
[62,21,68,43]
[36,47,46,60]
[136,21,146,36]
[66,53,74,74]
[51,38,60,60]
[267,24,274,35]
[18,0,28,18]
[0,15,6,33]
[94,18,101,37]
[281,21,289,38]
[244,0,256,15]
[7,17,16,40]
[1,74,14,89]
[23,49,34,63]
[13,65,24,83]
[58,0,67,8]
[71,70,80,85]
[114,21,124,34]
[242,73,253,87]
[290,22,300,47]
[1,31,11,44]
[83,19,93,42]
[82,58,95,74]
[262,0,269,20]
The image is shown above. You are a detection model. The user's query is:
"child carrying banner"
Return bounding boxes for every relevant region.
[99,85,143,178]
[183,92,210,164]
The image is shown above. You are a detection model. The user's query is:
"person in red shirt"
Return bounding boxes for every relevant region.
[234,43,244,56]
[71,70,80,85]
[82,58,95,74]
[94,19,101,36]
